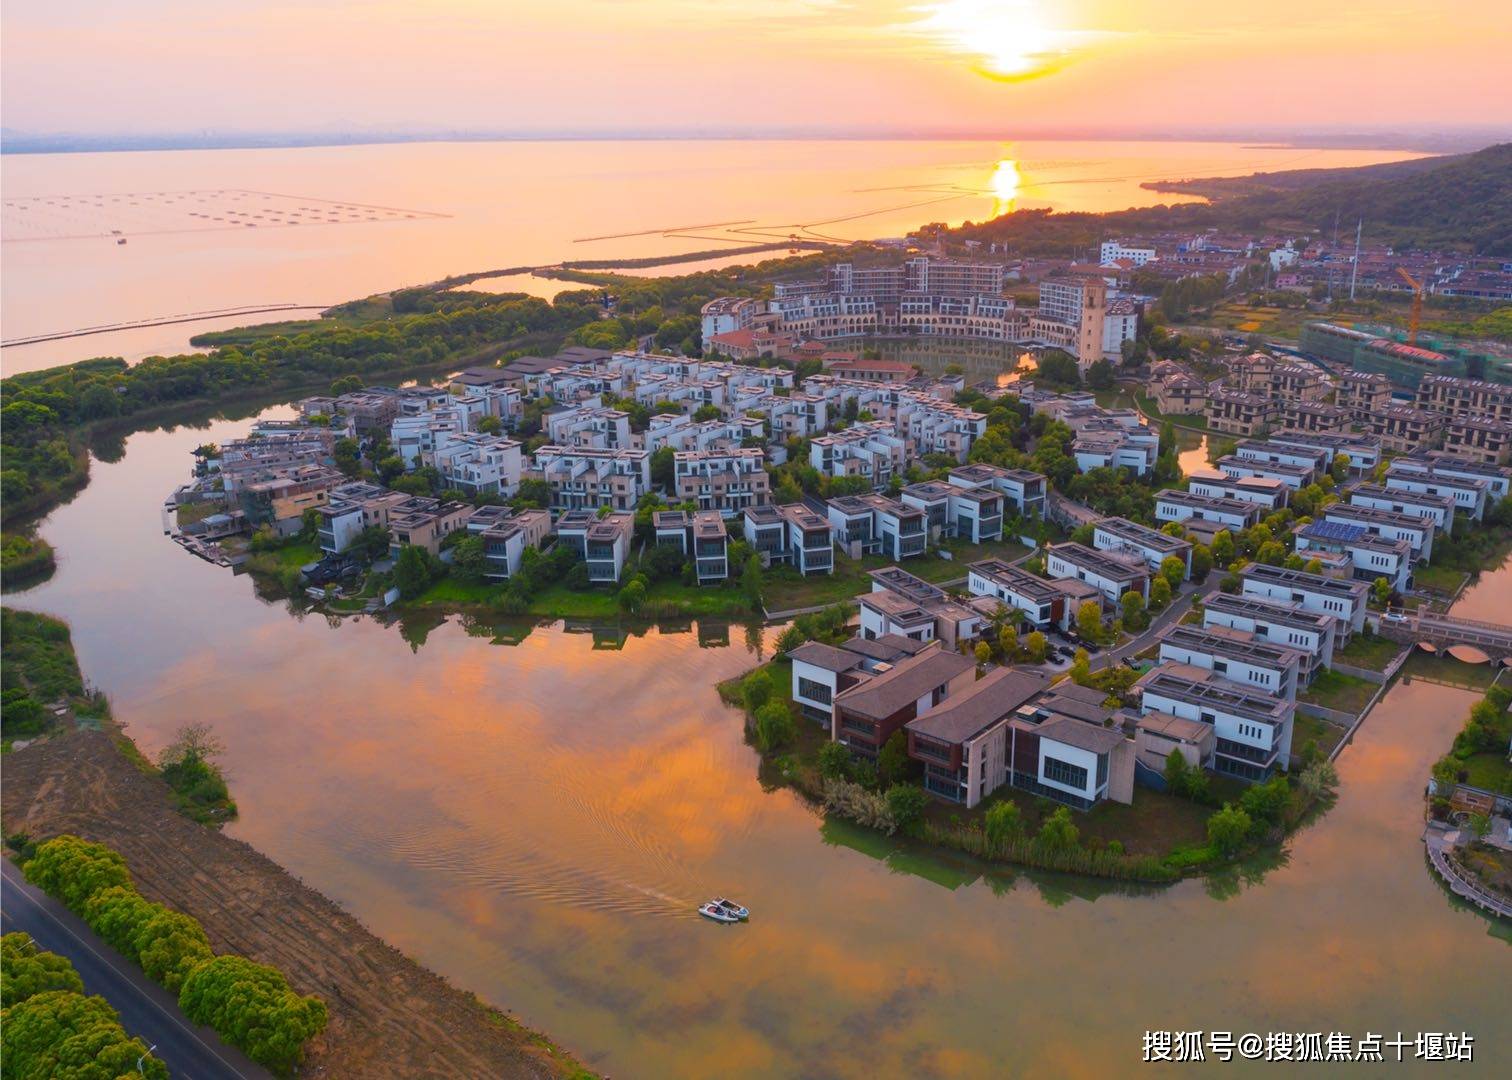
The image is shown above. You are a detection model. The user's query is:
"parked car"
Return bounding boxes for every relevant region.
[1382,611,1410,624]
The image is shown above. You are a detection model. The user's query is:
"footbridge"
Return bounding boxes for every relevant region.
[1376,610,1512,661]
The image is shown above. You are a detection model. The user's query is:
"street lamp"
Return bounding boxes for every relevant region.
[137,1045,157,1075]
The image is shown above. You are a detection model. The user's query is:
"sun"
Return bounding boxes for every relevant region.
[906,0,1086,82]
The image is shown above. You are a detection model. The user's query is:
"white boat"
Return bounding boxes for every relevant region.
[710,897,748,920]
[698,902,740,924]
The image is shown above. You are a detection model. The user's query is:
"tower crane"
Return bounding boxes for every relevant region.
[1396,266,1425,345]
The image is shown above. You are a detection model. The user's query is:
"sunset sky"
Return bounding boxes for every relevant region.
[4,0,1510,137]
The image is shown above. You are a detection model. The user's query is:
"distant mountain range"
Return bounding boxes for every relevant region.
[948,143,1512,256]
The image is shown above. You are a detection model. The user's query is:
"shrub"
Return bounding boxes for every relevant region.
[821,777,895,833]
[84,887,213,994]
[1034,806,1080,852]
[774,625,806,655]
[740,669,774,713]
[885,784,928,833]
[983,800,1023,848]
[817,741,851,780]
[753,701,797,752]
[178,956,329,1074]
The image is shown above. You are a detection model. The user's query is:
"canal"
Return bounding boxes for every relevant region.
[7,407,1508,1077]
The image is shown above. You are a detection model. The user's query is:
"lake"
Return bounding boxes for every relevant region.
[0,139,1425,373]
[6,405,1508,1077]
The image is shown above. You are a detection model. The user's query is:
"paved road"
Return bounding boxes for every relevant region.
[1,858,269,1080]
[1088,581,1203,672]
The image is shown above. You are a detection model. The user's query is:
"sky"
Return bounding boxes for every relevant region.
[3,0,1510,138]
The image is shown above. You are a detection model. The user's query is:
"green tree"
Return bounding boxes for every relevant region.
[329,374,364,394]
[650,446,676,491]
[1076,600,1104,643]
[752,701,797,752]
[1207,804,1252,855]
[878,731,912,787]
[1025,630,1048,663]
[1084,358,1115,389]
[885,784,928,832]
[475,414,504,435]
[1035,806,1079,852]
[998,625,1018,658]
[449,535,488,585]
[177,955,329,1074]
[1256,540,1286,566]
[618,576,648,613]
[84,887,213,994]
[1149,575,1172,611]
[1210,529,1235,568]
[1163,750,1189,795]
[1190,543,1213,581]
[741,554,762,608]
[774,624,805,654]
[1,933,83,1007]
[1069,648,1092,685]
[983,800,1023,848]
[692,403,722,423]
[974,640,993,666]
[1331,452,1351,483]
[1,989,168,1080]
[1159,555,1186,590]
[392,544,438,599]
[1120,590,1148,632]
[1303,557,1324,574]
[817,741,851,781]
[740,669,774,713]
[1371,576,1391,606]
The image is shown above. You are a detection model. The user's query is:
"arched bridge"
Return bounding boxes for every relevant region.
[1375,610,1512,661]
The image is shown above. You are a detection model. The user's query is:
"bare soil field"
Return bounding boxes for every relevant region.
[2,728,590,1079]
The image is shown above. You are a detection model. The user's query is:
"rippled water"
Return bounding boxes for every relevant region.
[7,405,1509,1077]
[1,139,1425,372]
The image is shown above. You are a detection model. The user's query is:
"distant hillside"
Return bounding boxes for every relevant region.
[946,143,1512,256]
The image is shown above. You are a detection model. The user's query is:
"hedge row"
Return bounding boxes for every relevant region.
[23,835,327,1074]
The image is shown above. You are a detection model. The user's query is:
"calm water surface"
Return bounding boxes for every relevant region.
[7,407,1509,1077]
[1,139,1424,372]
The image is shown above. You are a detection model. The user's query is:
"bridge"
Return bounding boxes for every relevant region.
[1375,610,1512,661]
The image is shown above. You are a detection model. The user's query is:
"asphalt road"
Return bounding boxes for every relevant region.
[1,858,269,1080]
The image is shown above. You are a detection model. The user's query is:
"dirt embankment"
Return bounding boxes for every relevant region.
[2,729,590,1079]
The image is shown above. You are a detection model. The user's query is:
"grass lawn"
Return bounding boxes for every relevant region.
[1133,391,1207,431]
[1335,633,1404,671]
[763,539,1030,613]
[410,575,755,618]
[937,783,1214,857]
[1291,711,1347,760]
[1299,670,1378,716]
[1412,563,1470,596]
[174,501,220,528]
[1457,752,1512,795]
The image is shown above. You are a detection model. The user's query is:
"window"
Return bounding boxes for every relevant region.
[797,677,832,705]
[1043,756,1089,791]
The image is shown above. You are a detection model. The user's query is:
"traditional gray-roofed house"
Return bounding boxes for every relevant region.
[832,645,975,760]
[905,668,1051,807]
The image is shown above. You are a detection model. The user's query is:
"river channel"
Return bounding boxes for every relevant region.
[6,406,1509,1077]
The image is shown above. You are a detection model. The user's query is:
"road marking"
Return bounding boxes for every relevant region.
[1,862,254,1079]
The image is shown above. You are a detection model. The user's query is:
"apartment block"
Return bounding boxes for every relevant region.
[809,421,909,488]
[827,494,928,561]
[1092,516,1193,578]
[1389,452,1511,499]
[1293,520,1413,593]
[1349,482,1457,533]
[672,449,771,516]
[1045,542,1149,603]
[554,509,635,584]
[741,504,834,576]
[1202,592,1336,678]
[1363,405,1447,454]
[900,481,1004,544]
[1157,625,1305,701]
[1414,373,1512,424]
[948,464,1047,519]
[1444,416,1512,465]
[1136,663,1295,782]
[1322,503,1437,563]
[1334,371,1393,423]
[1384,463,1490,520]
[1154,489,1261,533]
[531,446,651,511]
[1207,388,1278,437]
[1215,455,1314,492]
[1239,563,1369,638]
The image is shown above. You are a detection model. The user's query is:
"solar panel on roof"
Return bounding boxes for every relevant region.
[1303,520,1366,542]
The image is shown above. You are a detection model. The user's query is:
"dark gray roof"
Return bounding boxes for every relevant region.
[1037,716,1127,755]
[787,641,861,674]
[907,668,1050,744]
[836,648,974,720]
[840,634,931,662]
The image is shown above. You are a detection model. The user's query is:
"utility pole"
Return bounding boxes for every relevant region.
[1348,218,1362,301]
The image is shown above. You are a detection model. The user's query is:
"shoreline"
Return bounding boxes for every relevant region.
[0,607,597,1079]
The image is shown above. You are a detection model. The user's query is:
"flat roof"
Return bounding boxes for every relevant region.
[1160,624,1304,669]
[969,558,1062,603]
[1136,710,1213,744]
[1204,591,1333,631]
[1047,542,1148,582]
[1095,516,1192,554]
[1241,562,1369,599]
